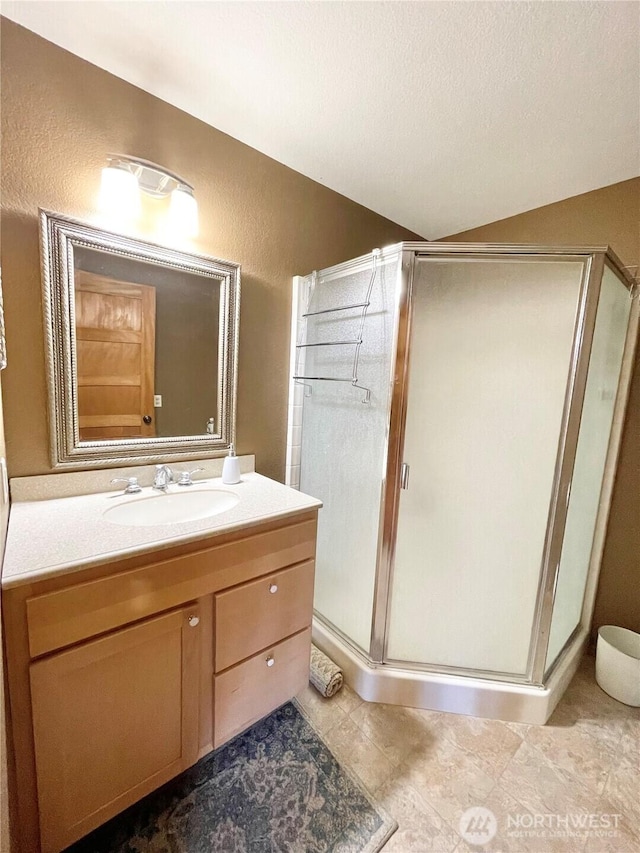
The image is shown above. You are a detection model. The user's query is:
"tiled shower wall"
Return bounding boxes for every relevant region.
[285,275,307,489]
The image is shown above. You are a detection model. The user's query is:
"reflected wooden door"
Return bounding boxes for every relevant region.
[75,272,156,440]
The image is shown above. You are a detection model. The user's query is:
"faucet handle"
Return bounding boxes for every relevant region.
[176,468,204,487]
[111,476,142,494]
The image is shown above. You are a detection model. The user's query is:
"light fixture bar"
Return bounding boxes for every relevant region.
[106,154,194,198]
[100,154,199,237]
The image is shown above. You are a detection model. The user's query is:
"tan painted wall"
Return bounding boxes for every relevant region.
[445,178,640,636]
[1,374,14,853]
[0,18,420,482]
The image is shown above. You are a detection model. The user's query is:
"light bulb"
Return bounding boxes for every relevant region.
[98,165,140,221]
[168,186,199,238]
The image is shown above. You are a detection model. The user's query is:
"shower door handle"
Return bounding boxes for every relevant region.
[400,463,410,490]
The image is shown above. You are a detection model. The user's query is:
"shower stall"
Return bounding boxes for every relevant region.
[287,243,638,724]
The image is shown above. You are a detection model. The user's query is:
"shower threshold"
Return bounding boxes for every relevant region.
[312,617,587,726]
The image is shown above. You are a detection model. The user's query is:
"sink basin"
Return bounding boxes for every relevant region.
[103,488,240,527]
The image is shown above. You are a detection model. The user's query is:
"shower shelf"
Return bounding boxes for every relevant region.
[296,339,361,348]
[302,301,370,318]
[292,374,372,403]
[294,251,380,403]
[292,375,355,383]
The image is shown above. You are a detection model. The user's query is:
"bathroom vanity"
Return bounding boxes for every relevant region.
[2,470,320,853]
[0,212,323,852]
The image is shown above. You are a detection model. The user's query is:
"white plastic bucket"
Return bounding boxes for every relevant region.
[595,626,640,706]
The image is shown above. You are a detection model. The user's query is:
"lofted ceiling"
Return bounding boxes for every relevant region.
[2,0,639,238]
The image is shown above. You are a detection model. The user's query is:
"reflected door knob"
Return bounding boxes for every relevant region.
[188,615,200,627]
[269,584,278,594]
[266,655,275,667]
[143,415,152,425]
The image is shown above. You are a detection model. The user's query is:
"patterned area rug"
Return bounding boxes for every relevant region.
[65,702,397,853]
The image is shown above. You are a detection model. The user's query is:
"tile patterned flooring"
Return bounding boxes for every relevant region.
[295,656,639,852]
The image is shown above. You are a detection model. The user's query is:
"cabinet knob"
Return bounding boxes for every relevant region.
[188,615,200,627]
[269,583,278,594]
[266,655,275,667]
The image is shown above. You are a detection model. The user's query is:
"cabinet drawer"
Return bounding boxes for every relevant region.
[214,560,314,672]
[214,627,311,748]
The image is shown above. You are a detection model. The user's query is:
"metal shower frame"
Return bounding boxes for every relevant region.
[309,242,638,691]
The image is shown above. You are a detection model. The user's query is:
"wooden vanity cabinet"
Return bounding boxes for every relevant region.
[3,510,317,853]
[30,605,201,853]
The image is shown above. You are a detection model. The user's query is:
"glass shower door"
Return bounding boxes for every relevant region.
[385,256,587,675]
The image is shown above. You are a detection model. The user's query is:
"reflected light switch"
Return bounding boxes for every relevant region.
[154,395,163,407]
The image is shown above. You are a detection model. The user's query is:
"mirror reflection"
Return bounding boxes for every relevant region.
[73,247,220,441]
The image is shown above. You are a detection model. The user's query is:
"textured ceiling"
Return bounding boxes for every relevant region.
[3,1,639,238]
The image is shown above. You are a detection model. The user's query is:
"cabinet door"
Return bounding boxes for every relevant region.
[30,605,201,853]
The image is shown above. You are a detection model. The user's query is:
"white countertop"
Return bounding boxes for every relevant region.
[2,472,322,589]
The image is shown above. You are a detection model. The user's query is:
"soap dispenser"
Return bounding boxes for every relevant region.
[221,443,241,485]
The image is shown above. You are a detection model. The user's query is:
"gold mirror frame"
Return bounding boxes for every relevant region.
[40,210,240,469]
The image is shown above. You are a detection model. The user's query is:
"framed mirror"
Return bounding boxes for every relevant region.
[40,210,240,468]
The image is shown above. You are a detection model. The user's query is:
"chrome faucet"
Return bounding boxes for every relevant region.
[153,464,174,491]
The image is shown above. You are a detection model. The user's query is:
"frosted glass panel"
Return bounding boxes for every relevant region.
[299,253,400,652]
[546,267,631,669]
[386,258,584,674]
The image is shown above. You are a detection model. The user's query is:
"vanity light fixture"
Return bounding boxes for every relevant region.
[168,183,199,239]
[98,161,140,222]
[99,154,199,237]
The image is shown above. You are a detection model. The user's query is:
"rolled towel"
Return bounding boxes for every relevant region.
[310,644,344,698]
